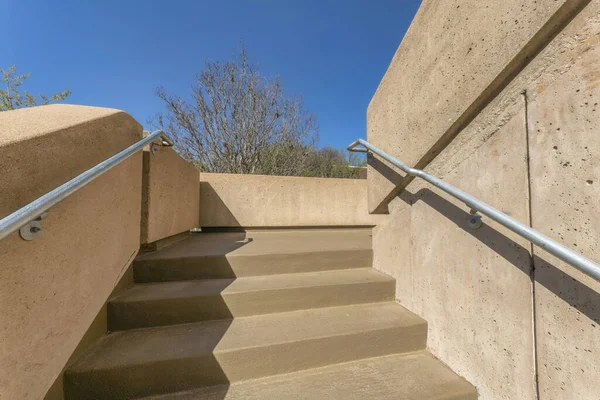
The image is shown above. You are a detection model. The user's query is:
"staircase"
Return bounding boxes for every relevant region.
[64,228,477,399]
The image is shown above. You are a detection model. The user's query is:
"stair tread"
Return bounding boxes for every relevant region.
[69,303,424,374]
[139,352,477,400]
[111,268,393,303]
[133,229,373,281]
[135,228,372,262]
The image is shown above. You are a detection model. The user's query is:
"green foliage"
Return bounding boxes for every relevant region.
[303,147,365,179]
[0,65,71,111]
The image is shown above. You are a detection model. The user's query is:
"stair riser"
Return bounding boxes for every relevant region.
[215,324,427,382]
[133,353,479,400]
[133,250,373,282]
[108,280,395,330]
[64,323,427,399]
[64,355,225,400]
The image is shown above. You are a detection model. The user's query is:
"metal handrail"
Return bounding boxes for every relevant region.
[348,138,600,283]
[0,130,173,241]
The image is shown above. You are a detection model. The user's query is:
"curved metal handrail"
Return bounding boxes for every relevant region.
[0,130,173,241]
[348,138,600,283]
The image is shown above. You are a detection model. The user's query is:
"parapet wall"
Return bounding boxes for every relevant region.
[200,172,381,228]
[368,1,600,399]
[0,105,201,400]
[0,105,143,400]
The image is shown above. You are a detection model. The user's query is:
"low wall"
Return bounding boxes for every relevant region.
[368,1,600,399]
[141,145,199,245]
[199,173,381,228]
[0,105,143,400]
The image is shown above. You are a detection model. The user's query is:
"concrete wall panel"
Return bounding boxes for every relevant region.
[527,9,600,397]
[367,0,589,213]
[374,110,536,399]
[370,1,600,399]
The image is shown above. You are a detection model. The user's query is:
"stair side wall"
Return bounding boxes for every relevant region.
[0,105,143,400]
[369,2,600,399]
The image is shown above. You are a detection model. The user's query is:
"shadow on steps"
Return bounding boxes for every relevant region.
[64,228,380,399]
[62,233,256,399]
[63,320,233,400]
[133,232,253,281]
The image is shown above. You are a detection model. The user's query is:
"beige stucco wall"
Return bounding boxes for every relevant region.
[141,146,199,244]
[200,173,381,227]
[369,1,599,399]
[0,105,143,400]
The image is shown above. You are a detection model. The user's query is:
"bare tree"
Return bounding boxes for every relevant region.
[0,65,71,111]
[153,49,318,176]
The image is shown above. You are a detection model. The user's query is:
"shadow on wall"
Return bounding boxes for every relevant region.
[368,153,405,188]
[403,188,600,326]
[199,182,241,227]
[371,158,600,326]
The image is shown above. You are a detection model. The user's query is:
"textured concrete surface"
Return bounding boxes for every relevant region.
[108,268,395,330]
[141,352,477,400]
[368,1,599,399]
[199,172,382,227]
[65,303,427,399]
[141,146,199,244]
[367,0,589,213]
[374,110,536,399]
[134,229,373,281]
[0,105,143,400]
[372,200,412,306]
[526,5,600,397]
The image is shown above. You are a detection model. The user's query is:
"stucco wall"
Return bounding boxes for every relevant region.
[200,173,381,227]
[141,146,199,244]
[369,1,599,399]
[0,105,143,400]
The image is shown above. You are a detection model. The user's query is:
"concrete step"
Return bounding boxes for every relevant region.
[138,352,477,400]
[133,229,373,282]
[64,303,427,399]
[108,268,395,330]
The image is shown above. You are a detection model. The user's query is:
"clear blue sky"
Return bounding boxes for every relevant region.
[1,0,421,150]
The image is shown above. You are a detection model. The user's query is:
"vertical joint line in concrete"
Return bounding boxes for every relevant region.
[522,89,540,400]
